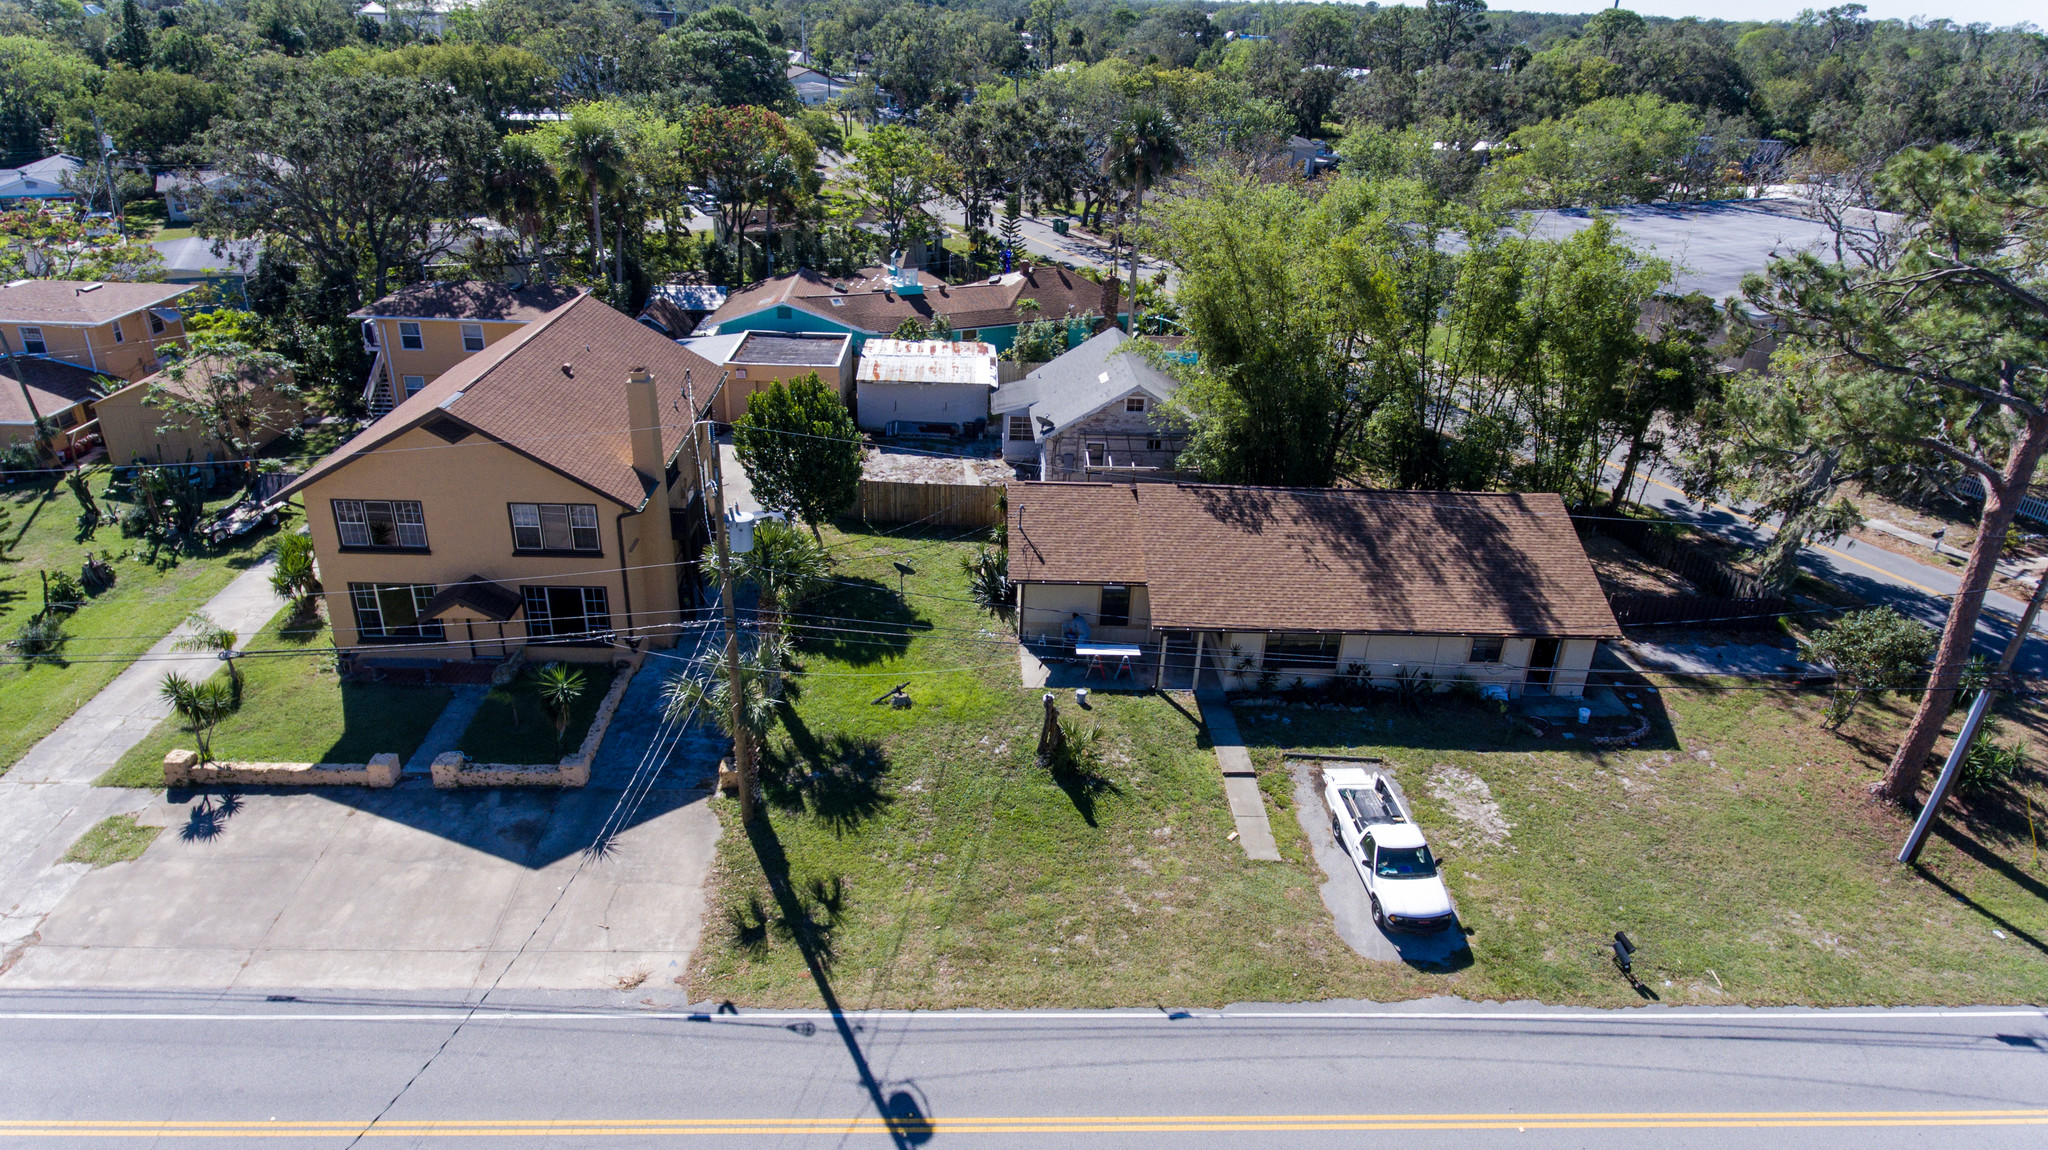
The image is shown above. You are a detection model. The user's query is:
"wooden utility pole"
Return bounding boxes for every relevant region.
[700,385,754,822]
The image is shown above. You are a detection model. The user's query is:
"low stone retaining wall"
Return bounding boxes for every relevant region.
[429,653,641,788]
[163,749,401,788]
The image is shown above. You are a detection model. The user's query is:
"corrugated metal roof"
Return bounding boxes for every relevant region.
[856,340,999,387]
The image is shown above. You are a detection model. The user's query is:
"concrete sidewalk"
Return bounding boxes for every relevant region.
[0,558,282,961]
[1193,692,1281,862]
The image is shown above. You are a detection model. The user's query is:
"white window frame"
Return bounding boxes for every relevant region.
[17,326,45,355]
[460,323,485,352]
[522,584,612,641]
[1007,415,1033,441]
[1125,395,1146,412]
[111,318,124,344]
[349,582,443,640]
[333,499,428,549]
[509,502,601,553]
[401,375,426,398]
[1469,636,1505,664]
[398,321,423,350]
[148,311,166,335]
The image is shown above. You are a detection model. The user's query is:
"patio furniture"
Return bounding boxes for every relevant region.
[1075,643,1142,681]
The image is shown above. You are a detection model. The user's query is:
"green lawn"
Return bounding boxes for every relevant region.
[689,524,2048,1009]
[61,814,161,867]
[0,471,298,774]
[99,609,452,786]
[457,662,618,764]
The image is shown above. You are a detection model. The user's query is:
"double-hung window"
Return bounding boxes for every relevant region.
[398,322,423,350]
[1468,636,1505,664]
[1125,396,1147,413]
[509,503,601,553]
[333,499,428,549]
[522,585,612,642]
[460,323,486,352]
[401,375,426,398]
[111,318,124,344]
[349,583,443,641]
[1007,415,1033,441]
[17,326,46,355]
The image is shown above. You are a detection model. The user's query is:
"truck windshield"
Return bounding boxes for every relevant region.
[1375,846,1437,878]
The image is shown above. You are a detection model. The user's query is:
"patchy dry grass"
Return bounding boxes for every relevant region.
[61,814,160,868]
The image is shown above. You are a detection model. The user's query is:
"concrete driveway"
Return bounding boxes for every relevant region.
[1,656,730,992]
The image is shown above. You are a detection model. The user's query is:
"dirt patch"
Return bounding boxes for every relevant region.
[1426,764,1512,848]
[1583,534,1696,595]
[863,451,1008,485]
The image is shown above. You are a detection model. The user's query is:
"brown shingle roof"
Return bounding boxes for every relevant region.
[277,295,715,508]
[0,280,192,326]
[707,265,1116,336]
[349,280,584,323]
[1008,482,1620,637]
[107,353,290,404]
[0,356,106,424]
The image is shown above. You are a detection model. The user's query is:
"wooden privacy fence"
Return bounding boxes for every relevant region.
[1581,516,1777,600]
[857,479,1004,527]
[1610,594,1792,630]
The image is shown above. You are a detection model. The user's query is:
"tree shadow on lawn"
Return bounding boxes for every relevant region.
[794,577,929,668]
[763,704,893,835]
[1912,841,2048,962]
[743,813,933,1147]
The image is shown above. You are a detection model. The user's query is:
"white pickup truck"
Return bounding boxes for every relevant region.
[1322,767,1457,934]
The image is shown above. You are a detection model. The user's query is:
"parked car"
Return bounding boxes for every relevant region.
[1322,767,1457,933]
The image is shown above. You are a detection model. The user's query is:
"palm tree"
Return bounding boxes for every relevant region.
[490,134,563,283]
[558,111,628,290]
[743,521,832,634]
[160,672,234,764]
[1106,105,1184,333]
[662,639,796,822]
[529,662,588,748]
[172,611,241,703]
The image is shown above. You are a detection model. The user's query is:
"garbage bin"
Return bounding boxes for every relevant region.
[1052,218,1069,236]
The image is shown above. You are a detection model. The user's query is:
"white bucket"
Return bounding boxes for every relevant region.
[1577,707,1591,725]
[1076,688,1090,705]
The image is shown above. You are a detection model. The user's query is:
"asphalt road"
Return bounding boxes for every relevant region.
[2,992,2044,1146]
[1614,462,2048,677]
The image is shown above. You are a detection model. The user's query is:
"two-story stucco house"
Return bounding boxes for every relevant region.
[990,329,1187,480]
[352,280,583,416]
[0,278,193,384]
[1008,482,1621,697]
[276,293,721,665]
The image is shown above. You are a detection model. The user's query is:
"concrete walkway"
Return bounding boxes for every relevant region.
[1193,692,1281,862]
[402,684,490,776]
[0,558,282,962]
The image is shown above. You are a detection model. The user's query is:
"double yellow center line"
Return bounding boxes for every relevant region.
[5,1110,2046,1137]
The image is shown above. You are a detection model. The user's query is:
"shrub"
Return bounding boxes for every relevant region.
[1803,608,1937,729]
[42,570,85,615]
[1956,724,2025,795]
[13,616,66,663]
[270,532,319,603]
[961,547,1011,617]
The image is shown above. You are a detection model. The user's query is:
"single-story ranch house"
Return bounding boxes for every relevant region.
[1007,482,1620,696]
[700,263,1124,354]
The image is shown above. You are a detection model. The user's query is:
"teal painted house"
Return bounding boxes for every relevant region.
[701,264,1125,355]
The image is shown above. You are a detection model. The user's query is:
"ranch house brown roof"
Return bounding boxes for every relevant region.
[349,281,584,324]
[1008,482,1620,638]
[708,265,1118,335]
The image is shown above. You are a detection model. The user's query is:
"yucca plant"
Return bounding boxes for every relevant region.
[742,521,831,634]
[529,662,588,747]
[961,546,1011,618]
[160,672,235,763]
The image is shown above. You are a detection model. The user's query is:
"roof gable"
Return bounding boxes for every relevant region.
[991,329,1183,429]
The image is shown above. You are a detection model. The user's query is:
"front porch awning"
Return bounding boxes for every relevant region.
[422,575,523,622]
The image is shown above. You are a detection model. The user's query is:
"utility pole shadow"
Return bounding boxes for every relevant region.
[745,815,933,1146]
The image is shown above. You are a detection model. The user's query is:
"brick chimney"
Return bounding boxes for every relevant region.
[1096,274,1120,334]
[627,367,666,495]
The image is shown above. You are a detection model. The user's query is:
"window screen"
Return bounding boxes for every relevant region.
[349,583,443,640]
[1469,636,1504,663]
[522,585,612,640]
[402,375,426,398]
[399,321,423,350]
[333,499,428,549]
[509,503,601,552]
[1266,633,1340,673]
[460,323,485,352]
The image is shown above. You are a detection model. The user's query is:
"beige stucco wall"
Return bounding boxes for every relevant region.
[9,310,187,383]
[94,374,304,464]
[302,425,696,659]
[715,353,856,423]
[365,316,528,390]
[1198,630,1578,697]
[1017,582,1149,645]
